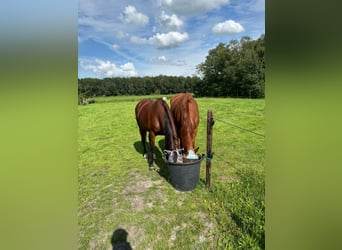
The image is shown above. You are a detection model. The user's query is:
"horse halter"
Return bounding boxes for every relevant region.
[164,148,184,163]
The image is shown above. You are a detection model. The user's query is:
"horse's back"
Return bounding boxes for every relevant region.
[135,99,163,132]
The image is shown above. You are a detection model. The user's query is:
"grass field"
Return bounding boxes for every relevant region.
[78,95,265,249]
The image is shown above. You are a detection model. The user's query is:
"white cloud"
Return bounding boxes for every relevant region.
[111,44,120,50]
[212,20,244,34]
[153,32,189,48]
[154,55,168,63]
[130,36,147,45]
[80,59,138,77]
[78,15,114,32]
[151,55,186,66]
[131,31,189,49]
[116,31,129,39]
[157,11,183,31]
[160,0,229,15]
[119,5,149,27]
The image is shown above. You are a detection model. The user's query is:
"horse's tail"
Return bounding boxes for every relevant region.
[159,98,178,150]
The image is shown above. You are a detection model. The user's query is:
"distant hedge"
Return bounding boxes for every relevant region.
[78,75,201,98]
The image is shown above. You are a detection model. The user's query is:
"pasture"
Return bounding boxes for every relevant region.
[78,95,265,249]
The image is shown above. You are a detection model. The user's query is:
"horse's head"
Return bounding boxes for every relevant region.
[184,147,199,160]
[164,148,184,163]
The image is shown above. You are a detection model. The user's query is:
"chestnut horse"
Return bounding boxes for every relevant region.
[135,98,182,170]
[171,93,200,159]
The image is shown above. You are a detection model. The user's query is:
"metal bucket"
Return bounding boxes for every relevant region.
[167,155,202,191]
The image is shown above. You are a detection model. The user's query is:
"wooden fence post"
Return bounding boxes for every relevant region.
[206,110,214,188]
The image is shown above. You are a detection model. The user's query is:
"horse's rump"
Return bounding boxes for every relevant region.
[135,99,162,134]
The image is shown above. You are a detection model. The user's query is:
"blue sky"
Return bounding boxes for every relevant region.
[78,0,264,78]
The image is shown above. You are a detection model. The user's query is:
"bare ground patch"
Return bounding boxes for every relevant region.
[121,172,168,209]
[122,172,158,194]
[128,195,152,212]
[197,211,217,246]
[168,222,188,246]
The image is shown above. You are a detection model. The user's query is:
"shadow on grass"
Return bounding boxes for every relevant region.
[133,139,171,183]
[111,228,132,250]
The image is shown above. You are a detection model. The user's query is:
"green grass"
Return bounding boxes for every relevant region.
[78,95,265,249]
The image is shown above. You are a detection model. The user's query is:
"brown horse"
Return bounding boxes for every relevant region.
[135,98,182,170]
[171,93,200,159]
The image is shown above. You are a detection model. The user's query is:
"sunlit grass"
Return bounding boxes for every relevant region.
[78,95,265,249]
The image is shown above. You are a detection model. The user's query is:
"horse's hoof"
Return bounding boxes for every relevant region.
[143,153,148,159]
[149,166,155,171]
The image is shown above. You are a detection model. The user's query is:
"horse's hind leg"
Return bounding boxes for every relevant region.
[148,132,156,170]
[140,128,148,159]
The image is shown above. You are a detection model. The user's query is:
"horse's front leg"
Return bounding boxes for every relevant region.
[148,132,156,170]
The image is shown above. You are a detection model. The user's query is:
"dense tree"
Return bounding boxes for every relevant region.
[196,35,265,98]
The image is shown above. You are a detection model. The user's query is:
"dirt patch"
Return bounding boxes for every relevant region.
[121,172,169,212]
[217,175,237,183]
[124,179,153,193]
[154,188,167,201]
[126,225,145,249]
[168,223,187,245]
[122,172,154,194]
[116,171,172,247]
[128,195,153,212]
[197,212,217,246]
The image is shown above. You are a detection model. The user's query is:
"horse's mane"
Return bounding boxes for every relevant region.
[178,94,196,134]
[158,99,178,150]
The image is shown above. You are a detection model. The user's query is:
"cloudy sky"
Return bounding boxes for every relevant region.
[78,0,264,78]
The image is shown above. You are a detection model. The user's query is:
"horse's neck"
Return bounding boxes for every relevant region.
[164,118,177,150]
[180,132,193,151]
[162,102,178,150]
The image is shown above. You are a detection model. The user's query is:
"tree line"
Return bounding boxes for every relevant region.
[78,35,264,101]
[78,75,201,99]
